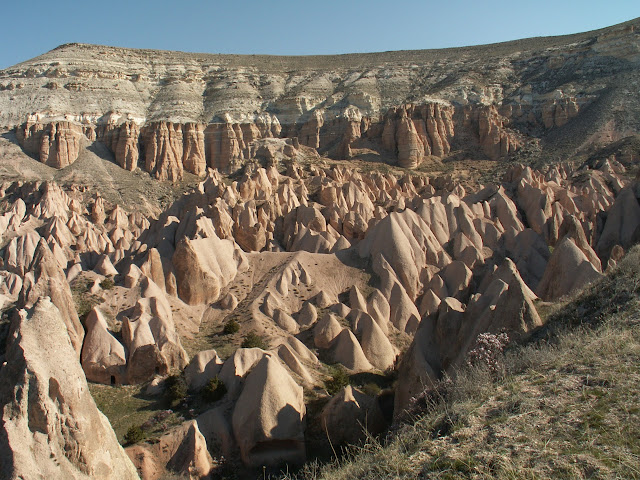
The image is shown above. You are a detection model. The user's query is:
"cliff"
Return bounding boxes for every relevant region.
[0,18,638,179]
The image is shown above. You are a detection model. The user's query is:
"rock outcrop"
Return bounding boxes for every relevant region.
[16,120,84,168]
[81,307,127,385]
[231,355,306,467]
[2,18,638,179]
[379,103,454,167]
[125,421,213,480]
[0,298,139,480]
[321,386,386,446]
[537,237,603,301]
[173,235,247,305]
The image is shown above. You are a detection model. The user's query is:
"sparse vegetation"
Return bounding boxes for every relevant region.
[241,331,267,349]
[465,331,509,377]
[282,247,640,479]
[99,277,115,290]
[223,319,240,335]
[71,277,104,320]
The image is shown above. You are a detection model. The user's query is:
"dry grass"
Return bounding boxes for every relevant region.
[281,247,640,479]
[88,383,181,443]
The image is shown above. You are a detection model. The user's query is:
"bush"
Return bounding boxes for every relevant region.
[465,332,510,377]
[164,374,187,404]
[223,319,240,335]
[241,331,267,349]
[123,425,146,445]
[362,382,382,397]
[201,376,227,403]
[100,277,115,290]
[325,365,350,395]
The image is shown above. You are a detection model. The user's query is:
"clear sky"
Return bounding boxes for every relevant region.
[1,0,639,69]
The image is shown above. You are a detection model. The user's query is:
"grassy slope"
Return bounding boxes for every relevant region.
[287,247,640,479]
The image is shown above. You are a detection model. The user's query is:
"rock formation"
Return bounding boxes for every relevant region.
[0,17,638,475]
[0,298,139,480]
[173,235,247,305]
[125,421,213,480]
[16,120,84,168]
[4,18,638,178]
[231,354,306,467]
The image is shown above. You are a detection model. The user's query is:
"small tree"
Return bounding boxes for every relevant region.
[223,319,240,335]
[123,425,146,445]
[325,365,350,395]
[165,374,187,404]
[201,376,227,403]
[100,277,115,290]
[241,331,266,349]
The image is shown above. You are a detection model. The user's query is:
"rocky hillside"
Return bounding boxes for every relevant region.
[0,17,638,480]
[0,18,639,178]
[286,245,640,479]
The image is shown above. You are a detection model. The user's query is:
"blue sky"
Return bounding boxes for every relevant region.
[1,0,639,69]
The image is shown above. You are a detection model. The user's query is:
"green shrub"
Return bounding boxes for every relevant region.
[223,319,240,335]
[201,376,227,403]
[100,277,115,290]
[325,365,350,395]
[164,374,187,404]
[241,331,267,349]
[123,425,146,445]
[362,382,382,397]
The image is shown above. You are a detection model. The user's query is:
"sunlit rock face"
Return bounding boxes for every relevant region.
[3,19,638,178]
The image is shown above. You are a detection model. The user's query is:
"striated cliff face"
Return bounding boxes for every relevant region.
[99,121,140,171]
[16,120,85,168]
[379,103,455,168]
[1,19,639,179]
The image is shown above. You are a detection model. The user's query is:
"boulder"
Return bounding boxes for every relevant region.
[184,350,223,391]
[276,343,315,384]
[366,289,390,334]
[95,254,119,277]
[537,237,603,301]
[282,336,320,366]
[218,348,269,398]
[18,239,84,355]
[313,313,343,349]
[349,285,368,312]
[140,248,166,292]
[122,292,189,384]
[597,187,640,261]
[327,329,373,372]
[297,301,318,327]
[356,314,397,371]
